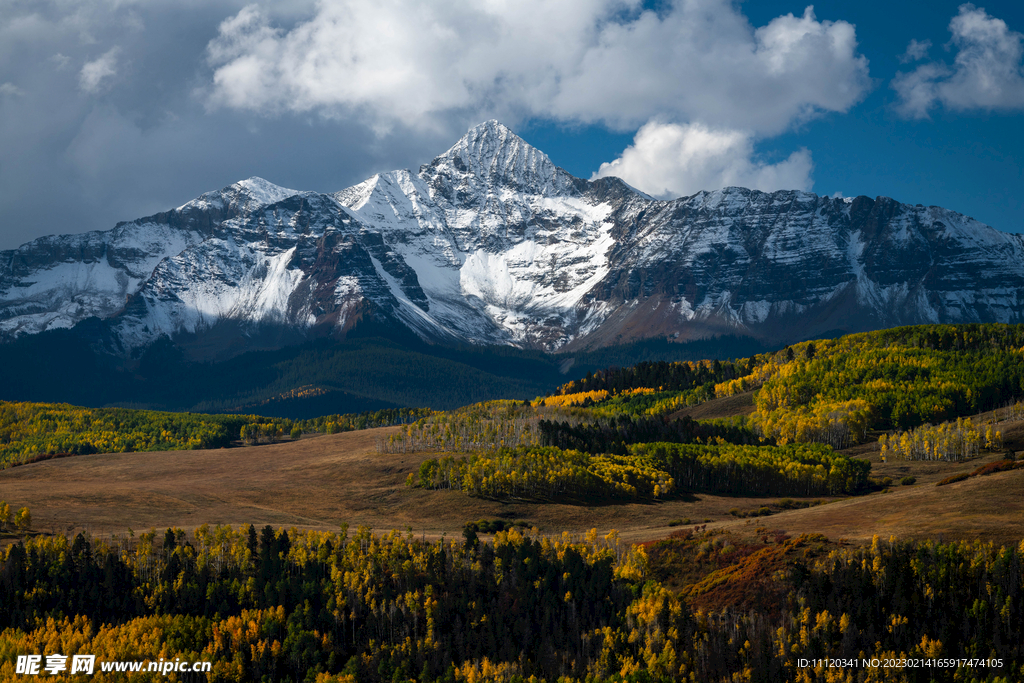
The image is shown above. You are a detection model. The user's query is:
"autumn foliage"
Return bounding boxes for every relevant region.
[1,526,1021,682]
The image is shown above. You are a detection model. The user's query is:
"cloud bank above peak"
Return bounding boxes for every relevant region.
[204,0,871,135]
[592,121,814,198]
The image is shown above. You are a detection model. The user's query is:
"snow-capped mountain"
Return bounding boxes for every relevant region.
[3,120,1024,359]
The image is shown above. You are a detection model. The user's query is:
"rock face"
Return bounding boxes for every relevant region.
[2,120,1024,358]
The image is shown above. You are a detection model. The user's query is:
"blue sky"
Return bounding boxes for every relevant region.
[0,0,1022,250]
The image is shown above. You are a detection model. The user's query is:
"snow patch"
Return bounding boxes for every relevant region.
[235,177,299,205]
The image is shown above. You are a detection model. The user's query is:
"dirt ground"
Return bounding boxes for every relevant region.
[2,418,1022,547]
[0,427,843,541]
[711,466,1024,546]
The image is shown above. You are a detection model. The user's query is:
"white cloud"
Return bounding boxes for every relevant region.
[592,121,813,198]
[0,82,23,97]
[205,0,870,134]
[900,38,931,63]
[892,4,1024,118]
[79,47,121,93]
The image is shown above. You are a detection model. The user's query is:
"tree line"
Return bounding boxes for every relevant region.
[627,442,870,497]
[878,416,999,462]
[408,440,869,501]
[0,402,439,467]
[552,359,751,398]
[293,407,434,436]
[537,414,761,455]
[0,402,267,466]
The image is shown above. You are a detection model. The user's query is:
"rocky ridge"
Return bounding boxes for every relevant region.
[2,120,1023,358]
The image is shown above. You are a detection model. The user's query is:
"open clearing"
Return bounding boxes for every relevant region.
[669,390,755,420]
[2,421,1022,547]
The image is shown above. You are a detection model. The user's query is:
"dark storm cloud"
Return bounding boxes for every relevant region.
[0,0,452,250]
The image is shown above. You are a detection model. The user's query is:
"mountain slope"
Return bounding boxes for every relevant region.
[2,120,1024,360]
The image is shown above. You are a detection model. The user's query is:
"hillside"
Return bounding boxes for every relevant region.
[0,327,765,416]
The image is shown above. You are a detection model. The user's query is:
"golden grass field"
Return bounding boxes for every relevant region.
[1,394,1022,547]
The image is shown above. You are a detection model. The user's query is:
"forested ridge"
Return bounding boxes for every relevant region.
[551,325,1024,446]
[737,324,1024,440]
[553,324,1024,455]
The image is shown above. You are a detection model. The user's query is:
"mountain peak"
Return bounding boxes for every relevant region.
[444,120,545,167]
[173,176,299,216]
[460,119,521,146]
[232,177,299,205]
[424,120,573,195]
[466,118,514,136]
